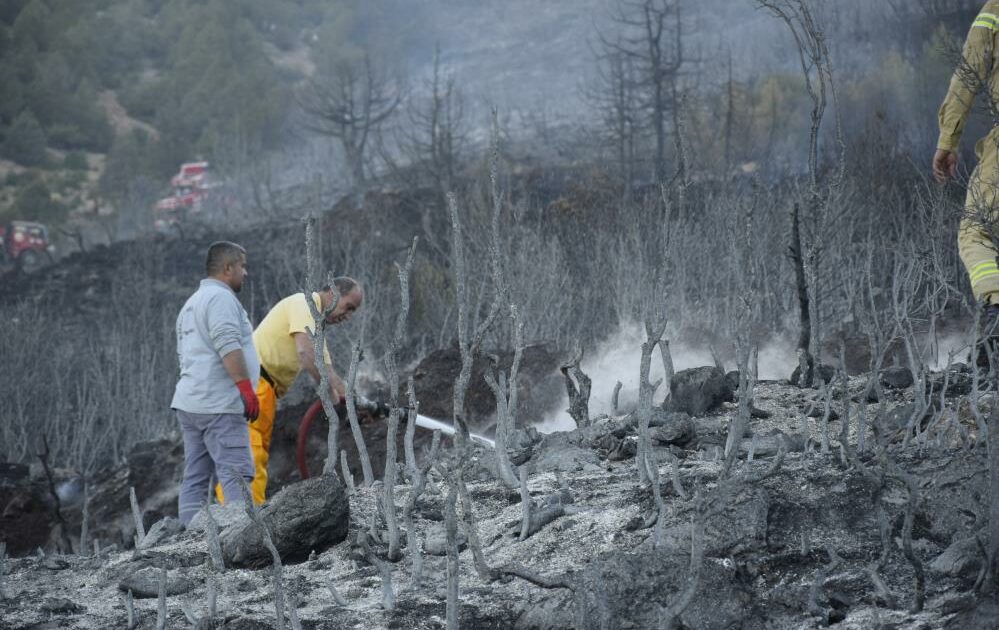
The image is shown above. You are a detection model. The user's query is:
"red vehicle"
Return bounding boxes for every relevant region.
[153,162,232,232]
[0,221,54,270]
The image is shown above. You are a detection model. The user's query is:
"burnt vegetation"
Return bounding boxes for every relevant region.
[4,0,999,629]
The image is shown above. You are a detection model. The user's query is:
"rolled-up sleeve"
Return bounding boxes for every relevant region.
[205,294,244,357]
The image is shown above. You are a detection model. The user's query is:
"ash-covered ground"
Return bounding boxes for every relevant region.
[2,365,997,630]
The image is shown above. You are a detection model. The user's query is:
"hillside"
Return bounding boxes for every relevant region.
[0,0,986,238]
[1,370,996,629]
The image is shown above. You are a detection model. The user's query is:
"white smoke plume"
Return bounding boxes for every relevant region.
[534,322,798,433]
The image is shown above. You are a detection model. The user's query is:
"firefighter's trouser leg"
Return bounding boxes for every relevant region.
[215,379,277,505]
[960,150,999,304]
[178,410,254,526]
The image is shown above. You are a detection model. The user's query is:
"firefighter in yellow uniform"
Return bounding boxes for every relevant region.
[936,3,999,327]
[216,277,364,504]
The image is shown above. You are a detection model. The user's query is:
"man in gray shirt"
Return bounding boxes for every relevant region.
[171,241,260,526]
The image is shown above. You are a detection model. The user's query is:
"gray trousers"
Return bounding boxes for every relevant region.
[176,410,255,526]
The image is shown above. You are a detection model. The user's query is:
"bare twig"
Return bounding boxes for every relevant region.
[638,321,668,483]
[404,376,419,480]
[340,449,355,495]
[561,346,592,428]
[37,435,73,553]
[125,589,135,629]
[612,381,623,415]
[343,344,374,487]
[519,466,533,542]
[130,486,145,548]
[722,342,756,479]
[327,578,348,606]
[741,433,787,483]
[650,461,667,549]
[207,577,217,620]
[155,568,167,630]
[384,407,402,561]
[384,238,418,561]
[404,432,441,590]
[287,593,304,630]
[449,124,506,447]
[376,557,396,611]
[79,477,90,556]
[238,477,287,630]
[497,563,571,589]
[301,215,344,479]
[660,339,675,398]
[457,471,496,580]
[665,449,688,500]
[203,507,225,572]
[484,351,521,488]
[445,476,460,630]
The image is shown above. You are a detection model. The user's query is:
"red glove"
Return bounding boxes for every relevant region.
[236,379,260,421]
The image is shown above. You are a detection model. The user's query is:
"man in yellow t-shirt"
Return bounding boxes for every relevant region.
[218,276,364,504]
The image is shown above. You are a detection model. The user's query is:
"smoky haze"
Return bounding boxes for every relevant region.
[358,0,980,131]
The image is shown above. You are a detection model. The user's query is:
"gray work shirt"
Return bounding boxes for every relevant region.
[171,278,259,414]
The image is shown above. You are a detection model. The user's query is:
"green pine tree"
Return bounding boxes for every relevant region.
[4,109,48,166]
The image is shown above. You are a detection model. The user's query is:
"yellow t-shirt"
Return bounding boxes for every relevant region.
[253,292,332,395]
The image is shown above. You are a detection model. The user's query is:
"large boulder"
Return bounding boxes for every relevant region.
[789,363,836,388]
[880,366,914,390]
[222,474,349,568]
[0,437,186,556]
[648,411,696,447]
[0,474,52,556]
[663,367,734,416]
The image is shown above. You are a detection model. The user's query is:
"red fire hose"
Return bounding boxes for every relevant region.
[296,400,325,479]
[298,399,389,479]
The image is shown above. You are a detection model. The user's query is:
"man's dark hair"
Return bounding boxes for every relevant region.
[323,276,359,296]
[205,241,246,276]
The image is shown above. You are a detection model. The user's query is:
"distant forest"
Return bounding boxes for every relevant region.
[0,0,419,225]
[0,0,991,228]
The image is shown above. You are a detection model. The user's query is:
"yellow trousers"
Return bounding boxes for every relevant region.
[960,133,999,304]
[216,378,276,505]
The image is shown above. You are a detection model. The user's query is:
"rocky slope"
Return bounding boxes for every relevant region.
[1,367,996,629]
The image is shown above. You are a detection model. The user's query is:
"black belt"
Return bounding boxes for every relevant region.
[260,366,277,389]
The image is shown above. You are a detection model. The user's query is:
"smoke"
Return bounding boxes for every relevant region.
[533,322,799,433]
[532,323,977,434]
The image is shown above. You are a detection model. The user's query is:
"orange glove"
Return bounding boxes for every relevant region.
[236,379,259,421]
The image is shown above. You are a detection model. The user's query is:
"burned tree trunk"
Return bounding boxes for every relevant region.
[789,203,814,387]
[561,348,592,429]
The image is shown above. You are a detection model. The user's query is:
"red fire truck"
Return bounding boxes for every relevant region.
[0,221,54,271]
[152,162,231,232]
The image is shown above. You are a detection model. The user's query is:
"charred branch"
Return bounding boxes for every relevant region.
[561,347,593,429]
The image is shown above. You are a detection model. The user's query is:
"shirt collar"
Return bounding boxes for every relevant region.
[201,278,234,294]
